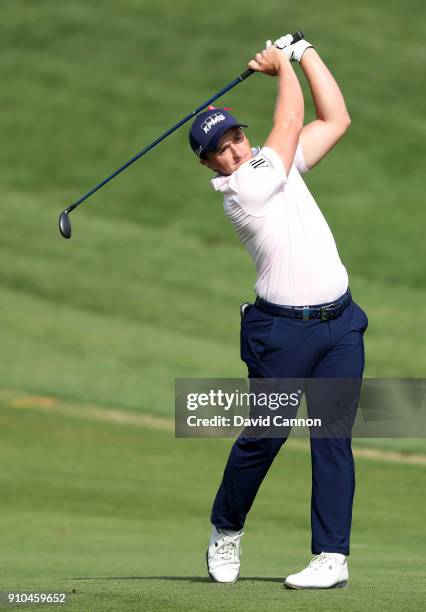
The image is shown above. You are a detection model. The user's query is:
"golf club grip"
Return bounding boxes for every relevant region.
[239,30,304,80]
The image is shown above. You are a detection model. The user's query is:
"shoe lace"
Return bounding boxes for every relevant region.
[308,552,337,571]
[214,532,244,562]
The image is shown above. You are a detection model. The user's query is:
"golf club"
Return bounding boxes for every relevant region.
[58,31,304,239]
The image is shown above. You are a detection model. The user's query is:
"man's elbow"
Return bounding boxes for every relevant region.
[329,114,350,141]
[339,113,351,135]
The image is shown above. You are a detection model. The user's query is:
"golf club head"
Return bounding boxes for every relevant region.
[59,211,72,239]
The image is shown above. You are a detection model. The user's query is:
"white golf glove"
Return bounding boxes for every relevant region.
[266,35,313,63]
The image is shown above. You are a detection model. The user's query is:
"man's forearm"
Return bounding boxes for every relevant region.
[248,46,304,173]
[274,57,304,129]
[264,57,304,174]
[300,48,350,126]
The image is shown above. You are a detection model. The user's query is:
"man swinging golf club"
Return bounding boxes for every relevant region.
[189,34,368,589]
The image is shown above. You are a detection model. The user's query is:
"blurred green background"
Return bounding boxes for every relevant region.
[0,0,425,609]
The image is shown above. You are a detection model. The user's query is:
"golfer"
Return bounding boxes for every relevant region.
[189,34,368,589]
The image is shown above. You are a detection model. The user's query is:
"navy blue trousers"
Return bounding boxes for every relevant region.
[211,292,368,555]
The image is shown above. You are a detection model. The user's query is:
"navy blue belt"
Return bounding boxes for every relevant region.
[254,289,352,321]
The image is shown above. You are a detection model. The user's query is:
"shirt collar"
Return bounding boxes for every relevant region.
[210,147,260,193]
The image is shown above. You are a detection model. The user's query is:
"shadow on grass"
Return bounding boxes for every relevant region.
[69,576,283,584]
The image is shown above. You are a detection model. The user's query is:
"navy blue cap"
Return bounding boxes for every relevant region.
[189,108,248,158]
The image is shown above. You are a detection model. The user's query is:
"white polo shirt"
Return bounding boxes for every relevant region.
[211,145,348,306]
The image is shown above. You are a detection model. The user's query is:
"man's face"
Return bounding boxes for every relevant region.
[200,127,253,176]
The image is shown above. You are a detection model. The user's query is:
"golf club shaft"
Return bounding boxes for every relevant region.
[65,31,304,215]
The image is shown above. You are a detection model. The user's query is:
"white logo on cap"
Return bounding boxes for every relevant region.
[201,112,226,134]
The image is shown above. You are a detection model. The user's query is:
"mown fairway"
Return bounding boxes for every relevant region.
[1,0,425,609]
[0,395,425,611]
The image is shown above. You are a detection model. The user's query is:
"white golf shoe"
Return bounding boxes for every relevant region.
[206,525,243,583]
[284,552,348,589]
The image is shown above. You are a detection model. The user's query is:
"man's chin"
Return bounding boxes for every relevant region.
[233,157,249,171]
[219,156,251,176]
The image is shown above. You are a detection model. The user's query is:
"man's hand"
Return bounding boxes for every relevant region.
[268,34,314,63]
[248,46,288,76]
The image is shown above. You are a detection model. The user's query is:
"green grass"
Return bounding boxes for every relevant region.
[0,0,425,403]
[2,193,426,419]
[0,400,425,611]
[0,1,425,609]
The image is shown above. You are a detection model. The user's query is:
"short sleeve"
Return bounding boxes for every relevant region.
[294,142,309,174]
[229,146,287,216]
